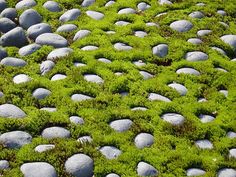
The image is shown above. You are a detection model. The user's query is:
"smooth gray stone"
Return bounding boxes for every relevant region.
[81,45,98,51]
[148,93,171,102]
[69,116,84,125]
[59,9,81,22]
[152,44,168,57]
[0,104,26,118]
[84,74,104,84]
[35,144,55,153]
[221,35,236,50]
[43,1,61,12]
[168,83,187,96]
[137,162,158,176]
[215,67,227,72]
[186,168,206,176]
[139,71,153,80]
[187,38,203,45]
[219,90,228,97]
[13,74,31,84]
[56,24,77,32]
[47,47,73,61]
[146,22,159,27]
[98,58,111,63]
[134,31,147,38]
[105,1,115,7]
[65,153,94,177]
[198,98,207,102]
[1,57,26,67]
[19,43,41,56]
[118,8,136,14]
[159,0,173,5]
[114,42,132,51]
[133,60,146,67]
[0,0,6,12]
[0,47,7,59]
[35,33,68,48]
[195,140,213,149]
[131,107,147,111]
[71,94,93,102]
[86,10,104,20]
[15,0,37,10]
[176,68,200,75]
[197,29,212,36]
[189,11,204,18]
[73,29,91,41]
[211,47,226,55]
[19,9,42,29]
[32,88,51,100]
[137,2,151,11]
[106,173,120,177]
[229,148,236,158]
[109,119,133,132]
[0,8,17,20]
[217,168,236,177]
[77,136,92,144]
[20,162,57,177]
[27,23,52,40]
[227,131,236,138]
[74,62,86,67]
[199,114,215,123]
[0,160,9,169]
[170,20,193,32]
[40,60,55,75]
[0,131,32,148]
[41,127,70,139]
[217,10,226,16]
[196,2,205,6]
[134,133,154,149]
[99,146,122,159]
[40,107,57,112]
[185,51,208,62]
[161,113,185,126]
[0,27,28,47]
[0,17,16,33]
[81,0,95,7]
[51,74,67,81]
[115,21,130,26]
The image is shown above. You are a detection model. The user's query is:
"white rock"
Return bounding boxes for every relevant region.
[69,116,84,125]
[118,8,136,15]
[114,42,132,51]
[81,45,98,51]
[73,30,91,41]
[199,114,215,123]
[0,104,26,118]
[176,68,200,75]
[109,119,133,132]
[41,127,71,139]
[32,88,51,100]
[77,136,92,144]
[217,168,236,177]
[47,48,73,61]
[71,94,93,102]
[197,30,212,37]
[59,9,81,22]
[0,160,9,169]
[185,51,208,62]
[84,74,104,84]
[86,10,104,20]
[229,148,236,158]
[13,74,31,84]
[152,44,168,58]
[99,146,122,159]
[161,113,185,126]
[148,93,171,102]
[168,83,187,96]
[137,161,158,176]
[220,35,236,50]
[51,74,67,81]
[195,140,213,149]
[139,71,153,80]
[170,20,193,32]
[81,0,95,7]
[187,38,203,45]
[35,144,55,153]
[227,131,236,138]
[186,168,206,176]
[40,60,55,75]
[134,133,154,149]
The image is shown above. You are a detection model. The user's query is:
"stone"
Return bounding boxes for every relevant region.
[43,1,61,12]
[0,160,9,169]
[106,173,120,177]
[137,161,158,176]
[0,131,32,148]
[219,90,228,97]
[134,31,147,38]
[133,60,146,67]
[216,67,227,72]
[148,93,171,102]
[99,146,122,159]
[220,35,236,50]
[146,22,159,27]
[198,114,215,123]
[189,11,204,18]
[65,153,94,177]
[134,133,154,149]
[81,45,98,51]
[40,107,57,112]
[186,168,206,176]
[74,62,86,67]
[20,162,57,177]
[19,43,41,56]
[115,21,131,26]
[196,3,205,6]
[0,17,16,33]
[47,48,73,61]
[227,131,236,138]
[211,47,226,55]
[13,74,31,84]
[0,27,28,47]
[229,148,236,158]
[33,88,51,100]
[73,30,91,41]
[185,51,208,62]
[131,107,147,111]
[27,23,52,40]
[15,0,37,10]
[81,0,95,7]
[40,60,55,75]
[176,68,200,75]
[152,44,168,57]
[0,8,17,20]
[59,9,81,22]
[51,74,67,81]
[217,10,226,16]
[159,0,172,5]
[0,0,6,12]
[106,30,115,34]
[0,91,3,98]
[98,58,111,63]
[35,33,68,48]
[168,83,187,96]
[195,140,213,149]
[198,98,207,102]
[69,116,84,125]
[0,104,26,118]
[77,136,92,144]
[1,57,27,67]
[161,113,185,126]
[56,24,77,32]
[71,94,93,102]
[0,47,7,59]
[170,20,193,32]
[139,71,153,80]
[42,127,70,139]
[114,43,132,51]
[156,12,167,17]
[197,30,212,37]
[19,9,42,29]
[109,119,133,132]
[187,38,203,45]
[35,144,55,153]
[105,1,115,7]
[137,2,151,11]
[217,168,236,177]
[118,8,136,14]
[86,10,104,20]
[84,74,104,84]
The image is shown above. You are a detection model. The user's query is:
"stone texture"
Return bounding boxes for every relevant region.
[148,93,171,102]
[187,38,203,45]
[77,136,92,144]
[118,8,136,14]
[109,119,133,132]
[189,11,204,18]
[1,57,27,67]
[217,168,236,177]
[186,168,206,176]
[27,23,52,40]
[56,24,77,32]
[170,20,193,32]
[32,88,51,100]
[47,48,73,61]
[13,74,31,84]
[35,33,68,48]
[195,140,213,149]
[161,113,185,126]
[86,10,104,20]
[84,74,104,84]
[40,60,55,75]
[176,68,200,75]
[137,2,151,11]
[15,0,37,10]
[152,44,168,57]
[198,114,215,123]
[137,162,158,176]
[0,47,7,59]
[134,133,154,149]
[71,94,93,102]
[0,17,16,33]
[99,146,122,159]
[114,42,132,51]
[81,0,95,7]
[229,148,236,158]
[19,43,41,56]
[185,51,208,62]
[168,83,187,96]
[221,35,236,51]
[69,116,84,125]
[139,71,153,80]
[43,1,61,12]
[19,9,42,29]
[0,104,26,118]
[35,144,55,153]
[51,74,67,81]
[73,30,91,41]
[41,127,71,139]
[0,160,9,170]
[59,9,81,22]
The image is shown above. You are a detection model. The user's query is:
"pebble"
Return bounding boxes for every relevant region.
[137,161,158,176]
[69,116,84,125]
[0,17,16,33]
[0,0,6,12]
[51,74,67,81]
[114,43,132,51]
[186,168,206,176]
[27,23,52,40]
[41,127,71,139]
[137,2,151,11]
[106,173,120,177]
[59,9,81,22]
[159,0,173,5]
[35,144,55,153]
[0,160,9,169]
[227,131,236,138]
[1,57,27,67]
[115,21,131,26]
[152,44,168,57]
[229,148,236,158]
[35,33,68,48]
[197,30,212,37]
[99,146,122,159]
[19,9,42,29]
[81,45,98,51]
[78,136,93,144]
[40,60,55,75]
[118,8,136,14]
[217,168,236,177]
[195,139,213,149]
[18,43,41,56]
[109,119,133,132]
[185,51,208,62]
[43,1,61,12]
[176,68,200,75]
[0,47,7,59]
[220,35,236,50]
[13,74,31,84]
[84,74,104,84]
[168,83,187,96]
[134,31,147,38]
[161,113,185,126]
[217,10,226,16]
[170,20,193,32]
[47,47,73,61]
[71,94,93,102]
[134,133,154,149]
[81,0,95,7]
[105,1,115,7]
[0,104,26,118]
[139,71,153,80]
[86,10,104,20]
[56,24,77,32]
[189,11,204,18]
[148,93,171,102]
[199,114,215,123]
[73,29,91,41]
[32,88,51,100]
[187,38,203,45]
[15,0,37,10]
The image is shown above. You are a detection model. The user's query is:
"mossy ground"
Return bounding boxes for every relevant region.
[1,0,236,176]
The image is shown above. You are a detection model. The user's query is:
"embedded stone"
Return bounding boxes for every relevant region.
[0,104,26,118]
[81,45,98,51]
[40,60,55,75]
[134,31,147,38]
[217,168,236,177]
[1,57,27,67]
[35,33,68,48]
[186,168,206,176]
[227,131,236,138]
[137,161,158,176]
[106,173,120,177]
[73,30,91,41]
[217,10,226,16]
[99,146,122,159]
[0,47,7,59]
[32,88,51,100]
[131,107,147,111]
[185,51,208,62]
[13,74,31,84]
[41,127,71,139]
[211,47,226,55]
[15,0,37,10]
[98,58,111,63]
[0,0,6,12]
[69,116,84,125]
[27,23,52,40]
[0,160,9,170]
[187,38,203,45]
[43,1,61,12]
[152,44,168,58]
[148,93,171,102]
[109,119,133,132]
[71,94,93,102]
[0,17,16,33]
[176,68,200,75]
[220,35,236,50]
[84,74,104,84]
[105,1,115,7]
[189,11,204,18]
[161,113,185,126]
[47,48,73,61]
[19,9,42,29]
[197,30,212,37]
[168,83,187,96]
[134,133,154,149]
[139,71,153,80]
[195,140,213,149]
[115,21,131,26]
[229,148,236,158]
[170,20,193,32]
[56,24,77,32]
[81,0,95,7]
[19,43,41,56]
[59,9,81,22]
[35,144,55,153]
[86,10,104,20]
[137,2,151,11]
[77,136,92,144]
[118,8,136,14]
[114,42,132,51]
[40,107,57,112]
[51,74,67,81]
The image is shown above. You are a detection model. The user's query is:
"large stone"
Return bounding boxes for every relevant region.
[81,0,95,7]
[20,162,57,177]
[152,44,168,57]
[13,74,31,84]
[1,57,27,67]
[170,20,193,32]
[186,168,206,176]
[27,23,52,40]
[137,161,158,176]
[43,1,61,12]
[84,74,104,84]
[134,133,154,149]
[161,113,185,126]
[15,0,37,10]
[73,30,91,41]
[32,88,51,100]
[99,146,122,159]
[47,48,73,61]
[109,119,133,132]
[65,153,94,177]
[40,60,55,75]
[19,43,41,56]
[86,10,104,20]
[19,9,42,29]
[35,33,68,48]
[71,94,93,102]
[0,17,16,33]
[56,24,77,32]
[148,93,171,102]
[221,35,236,51]
[41,127,71,139]
[0,131,32,148]
[0,104,26,118]
[59,9,81,22]
[217,168,236,177]
[35,144,55,153]
[168,83,187,96]
[185,51,208,62]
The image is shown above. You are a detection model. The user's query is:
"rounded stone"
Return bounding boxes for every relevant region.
[186,168,206,176]
[152,44,168,58]
[65,153,94,177]
[217,10,226,16]
[51,74,67,81]
[20,162,57,177]
[185,51,208,62]
[40,60,55,75]
[134,31,147,38]
[0,0,7,12]
[35,144,55,153]
[146,22,159,27]
[42,127,70,139]
[0,131,32,148]
[15,0,37,10]
[161,113,185,126]
[27,23,52,40]
[109,119,133,132]
[84,74,104,84]
[229,148,236,158]
[189,11,204,18]
[105,1,115,7]
[227,131,236,138]
[168,83,187,96]
[197,30,212,37]
[131,107,147,111]
[139,71,153,80]
[73,29,91,41]
[0,160,9,169]
[1,57,27,67]
[0,47,7,59]
[81,45,98,51]
[32,88,51,100]
[195,140,213,149]
[0,8,17,20]
[86,10,104,20]
[211,47,226,55]
[220,35,236,50]
[19,43,41,56]
[77,136,92,144]
[134,133,154,149]
[40,107,57,112]
[0,104,26,118]
[99,146,122,159]
[115,21,131,26]
[56,24,77,32]
[176,68,200,75]
[0,91,3,98]
[19,9,42,29]
[170,20,193,32]
[133,60,146,67]
[13,74,31,84]
[59,9,81,22]
[137,161,158,176]
[0,17,16,33]
[43,1,61,12]
[71,94,93,102]
[106,173,120,177]
[137,2,151,11]
[35,33,68,48]
[198,114,215,123]
[98,58,111,63]
[219,90,228,97]
[217,168,236,177]
[187,38,203,45]
[114,43,132,51]
[69,116,84,125]
[47,48,73,61]
[118,8,136,14]
[148,93,171,102]
[81,0,95,7]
